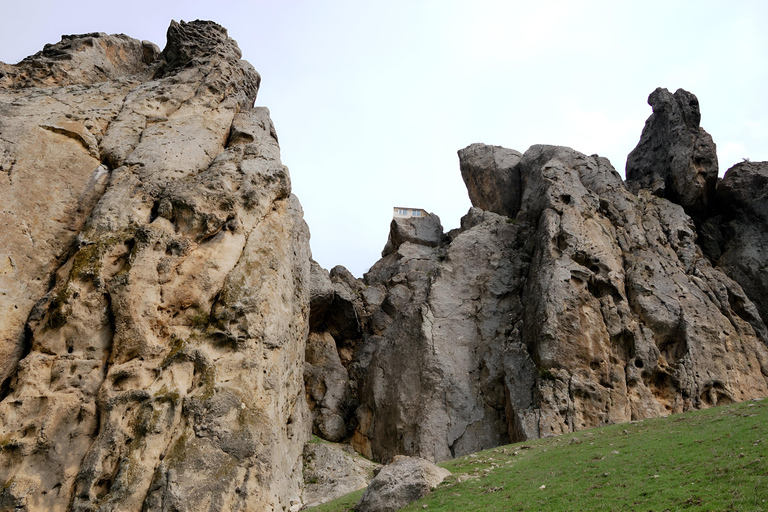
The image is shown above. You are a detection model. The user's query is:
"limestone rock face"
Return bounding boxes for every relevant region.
[315,138,768,465]
[626,87,718,216]
[458,143,523,217]
[0,32,159,89]
[354,456,450,512]
[304,265,364,442]
[0,20,309,512]
[305,332,353,442]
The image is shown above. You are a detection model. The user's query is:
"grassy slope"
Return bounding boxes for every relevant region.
[310,398,768,511]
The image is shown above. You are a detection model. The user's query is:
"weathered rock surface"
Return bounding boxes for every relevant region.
[354,456,450,512]
[626,87,718,217]
[3,27,768,510]
[314,136,768,465]
[706,161,768,330]
[0,20,309,512]
[0,33,159,89]
[381,212,444,257]
[458,143,523,217]
[301,442,379,508]
[305,332,353,442]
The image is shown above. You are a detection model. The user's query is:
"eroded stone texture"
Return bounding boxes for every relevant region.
[0,20,309,512]
[302,442,379,508]
[626,87,718,217]
[0,32,161,402]
[707,161,768,330]
[0,33,159,89]
[323,141,768,465]
[517,145,766,436]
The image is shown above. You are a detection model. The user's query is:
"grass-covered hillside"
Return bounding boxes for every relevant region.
[311,398,768,511]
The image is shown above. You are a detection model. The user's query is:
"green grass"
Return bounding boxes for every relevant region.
[309,398,768,511]
[311,489,366,512]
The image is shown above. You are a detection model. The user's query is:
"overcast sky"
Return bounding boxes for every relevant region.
[2,1,766,276]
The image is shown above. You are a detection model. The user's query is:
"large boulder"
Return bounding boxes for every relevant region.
[355,456,450,512]
[381,212,444,257]
[626,88,718,217]
[458,143,523,217]
[0,21,309,511]
[302,442,379,508]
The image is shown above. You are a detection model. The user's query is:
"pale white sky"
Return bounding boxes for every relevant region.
[2,1,766,276]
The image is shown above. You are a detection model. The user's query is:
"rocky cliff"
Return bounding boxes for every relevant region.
[2,19,768,512]
[307,88,768,464]
[1,21,309,512]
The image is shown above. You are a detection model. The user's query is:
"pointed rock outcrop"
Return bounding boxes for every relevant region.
[626,87,718,217]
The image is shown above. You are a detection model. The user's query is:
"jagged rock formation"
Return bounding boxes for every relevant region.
[626,87,718,217]
[0,20,309,512]
[308,89,768,465]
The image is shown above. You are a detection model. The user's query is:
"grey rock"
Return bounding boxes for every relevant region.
[381,212,444,257]
[458,143,523,216]
[348,140,768,465]
[309,260,335,331]
[302,442,379,508]
[355,456,450,512]
[711,161,768,332]
[305,332,353,442]
[626,87,718,217]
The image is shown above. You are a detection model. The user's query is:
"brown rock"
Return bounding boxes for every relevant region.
[0,33,158,88]
[0,20,309,511]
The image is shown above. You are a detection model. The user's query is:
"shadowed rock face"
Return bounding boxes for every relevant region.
[706,161,768,329]
[0,20,309,512]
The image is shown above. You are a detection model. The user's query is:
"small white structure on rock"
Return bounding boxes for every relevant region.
[393,207,427,219]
